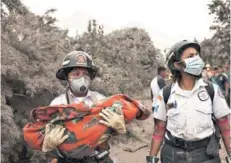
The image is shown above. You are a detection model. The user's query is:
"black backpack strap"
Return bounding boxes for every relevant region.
[204,80,215,103]
[203,80,221,142]
[157,76,166,90]
[151,89,153,100]
[65,88,70,104]
[163,84,172,104]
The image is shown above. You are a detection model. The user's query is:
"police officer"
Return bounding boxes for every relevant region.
[147,40,230,163]
[42,51,125,163]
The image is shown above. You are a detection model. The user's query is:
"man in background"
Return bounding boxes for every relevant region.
[202,67,209,81]
[206,63,214,80]
[150,66,166,107]
[215,65,229,106]
[209,66,218,84]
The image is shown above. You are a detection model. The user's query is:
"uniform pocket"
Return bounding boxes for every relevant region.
[195,103,213,132]
[195,105,212,114]
[166,108,180,117]
[166,108,184,133]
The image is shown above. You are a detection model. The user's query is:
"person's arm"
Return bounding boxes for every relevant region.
[212,85,231,155]
[223,75,229,97]
[45,96,64,162]
[225,82,229,97]
[148,90,167,159]
[217,116,230,155]
[149,119,166,156]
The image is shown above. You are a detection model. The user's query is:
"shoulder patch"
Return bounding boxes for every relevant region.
[157,95,163,101]
[218,88,225,99]
[198,91,209,101]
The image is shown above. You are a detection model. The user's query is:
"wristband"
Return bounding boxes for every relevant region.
[217,118,229,125]
[146,156,159,163]
[152,135,164,141]
[221,130,230,136]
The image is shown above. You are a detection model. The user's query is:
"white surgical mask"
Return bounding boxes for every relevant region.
[183,55,205,76]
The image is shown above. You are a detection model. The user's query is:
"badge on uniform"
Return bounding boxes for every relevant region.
[218,88,225,99]
[198,91,209,101]
[152,104,159,112]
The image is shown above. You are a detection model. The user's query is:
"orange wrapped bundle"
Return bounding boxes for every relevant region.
[23,94,150,154]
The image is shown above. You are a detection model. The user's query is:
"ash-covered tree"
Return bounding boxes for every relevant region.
[201,0,230,65]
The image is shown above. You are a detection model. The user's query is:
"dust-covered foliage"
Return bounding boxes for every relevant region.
[81,26,158,96]
[200,0,230,65]
[1,0,159,162]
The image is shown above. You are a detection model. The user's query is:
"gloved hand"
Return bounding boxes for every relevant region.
[146,156,159,163]
[99,103,126,134]
[42,123,69,152]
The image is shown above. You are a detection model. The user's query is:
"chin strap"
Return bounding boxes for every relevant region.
[65,87,70,104]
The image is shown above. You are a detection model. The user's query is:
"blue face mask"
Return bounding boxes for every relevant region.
[183,55,205,76]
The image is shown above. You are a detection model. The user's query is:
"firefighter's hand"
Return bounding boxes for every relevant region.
[42,123,69,152]
[99,107,126,134]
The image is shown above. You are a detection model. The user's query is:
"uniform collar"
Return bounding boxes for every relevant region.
[67,89,92,103]
[171,78,207,97]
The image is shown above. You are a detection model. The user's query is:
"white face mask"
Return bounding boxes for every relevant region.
[183,55,205,76]
[69,77,90,94]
